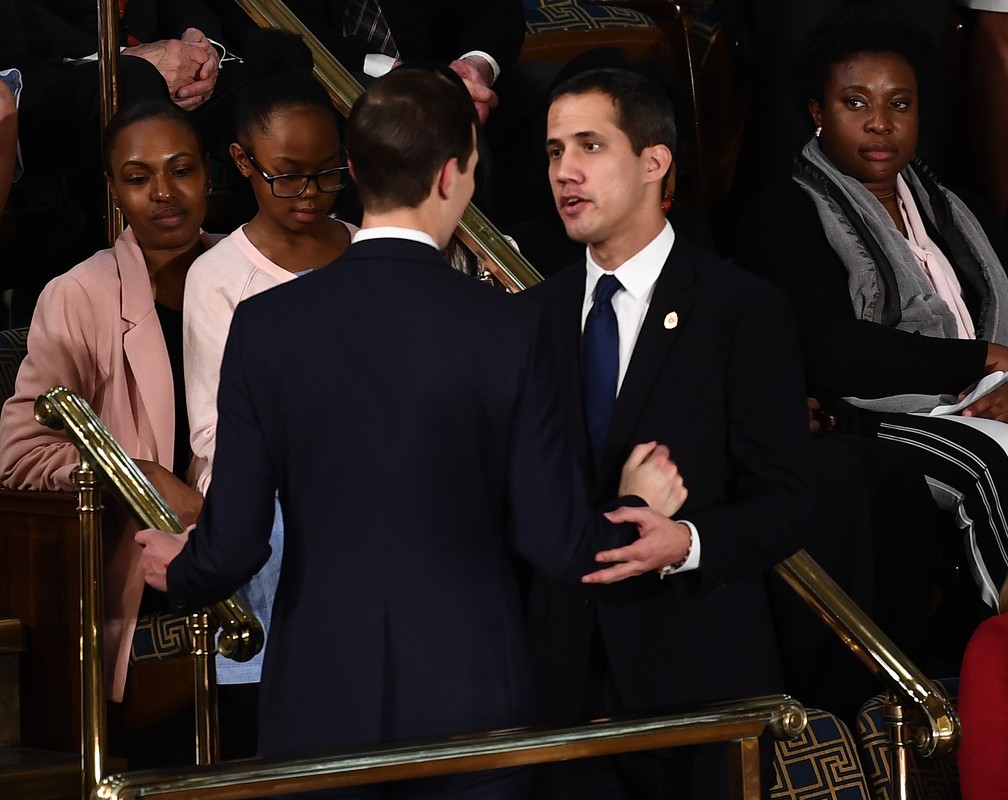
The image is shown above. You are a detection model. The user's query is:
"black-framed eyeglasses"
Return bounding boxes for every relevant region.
[243,150,350,198]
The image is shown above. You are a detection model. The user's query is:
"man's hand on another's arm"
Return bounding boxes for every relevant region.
[618,441,687,517]
[582,507,692,584]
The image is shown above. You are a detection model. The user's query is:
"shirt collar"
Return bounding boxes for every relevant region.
[584,221,675,299]
[353,226,439,250]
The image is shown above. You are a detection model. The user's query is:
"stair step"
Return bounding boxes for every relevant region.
[0,747,79,800]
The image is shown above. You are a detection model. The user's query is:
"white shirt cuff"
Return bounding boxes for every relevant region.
[363,53,397,78]
[458,50,500,84]
[666,520,701,575]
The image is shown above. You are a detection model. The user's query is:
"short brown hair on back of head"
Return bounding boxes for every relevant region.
[346,66,478,212]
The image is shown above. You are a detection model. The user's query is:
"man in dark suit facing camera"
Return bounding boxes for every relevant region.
[136,65,692,799]
[524,67,810,799]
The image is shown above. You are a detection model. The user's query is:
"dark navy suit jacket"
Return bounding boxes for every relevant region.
[167,237,633,757]
[524,236,810,720]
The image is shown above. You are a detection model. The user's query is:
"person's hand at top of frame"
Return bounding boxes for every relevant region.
[618,441,687,518]
[582,507,692,584]
[123,29,219,111]
[449,56,498,125]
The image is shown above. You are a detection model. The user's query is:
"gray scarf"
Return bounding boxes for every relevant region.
[794,137,1008,412]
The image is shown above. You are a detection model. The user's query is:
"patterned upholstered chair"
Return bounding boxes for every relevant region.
[0,327,27,402]
[770,708,873,800]
[856,681,961,800]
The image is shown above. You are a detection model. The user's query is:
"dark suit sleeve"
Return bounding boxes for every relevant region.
[380,0,526,72]
[166,304,277,610]
[505,309,634,581]
[686,281,809,589]
[0,1,98,65]
[278,1,371,73]
[153,0,224,43]
[734,181,988,399]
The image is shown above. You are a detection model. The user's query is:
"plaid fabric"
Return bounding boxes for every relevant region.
[344,0,399,58]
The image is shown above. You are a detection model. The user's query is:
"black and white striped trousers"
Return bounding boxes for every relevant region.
[877,414,1008,610]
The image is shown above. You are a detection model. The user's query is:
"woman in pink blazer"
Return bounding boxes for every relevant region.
[0,101,212,704]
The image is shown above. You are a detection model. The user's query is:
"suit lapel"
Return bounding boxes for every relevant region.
[118,230,174,466]
[548,268,594,480]
[595,242,698,492]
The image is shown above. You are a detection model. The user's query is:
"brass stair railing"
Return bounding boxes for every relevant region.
[33,387,264,783]
[230,0,543,293]
[95,696,806,799]
[775,552,959,800]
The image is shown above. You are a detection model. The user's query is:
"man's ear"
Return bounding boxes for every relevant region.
[642,143,674,188]
[437,157,457,200]
[230,142,252,177]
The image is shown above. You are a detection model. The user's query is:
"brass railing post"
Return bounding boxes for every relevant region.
[189,611,221,765]
[884,693,911,800]
[76,459,106,798]
[96,0,123,244]
[728,736,762,800]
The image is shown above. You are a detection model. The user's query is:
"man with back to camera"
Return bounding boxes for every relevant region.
[524,66,810,799]
[135,65,695,799]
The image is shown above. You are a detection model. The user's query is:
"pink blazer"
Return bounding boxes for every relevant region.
[0,227,219,701]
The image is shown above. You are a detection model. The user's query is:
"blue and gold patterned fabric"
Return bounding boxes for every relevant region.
[856,681,960,800]
[771,708,872,799]
[524,0,656,34]
[130,611,194,664]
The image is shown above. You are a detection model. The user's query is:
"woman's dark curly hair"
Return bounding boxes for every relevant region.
[795,7,931,108]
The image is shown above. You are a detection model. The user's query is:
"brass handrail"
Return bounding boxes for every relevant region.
[230,0,544,293]
[35,386,264,663]
[95,695,806,799]
[97,0,124,245]
[775,551,959,758]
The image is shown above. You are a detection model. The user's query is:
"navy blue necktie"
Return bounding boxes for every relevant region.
[582,274,622,465]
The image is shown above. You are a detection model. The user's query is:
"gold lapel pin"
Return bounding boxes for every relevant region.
[663,311,679,330]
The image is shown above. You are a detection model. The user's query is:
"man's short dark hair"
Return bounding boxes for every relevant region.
[346,66,478,211]
[549,67,678,155]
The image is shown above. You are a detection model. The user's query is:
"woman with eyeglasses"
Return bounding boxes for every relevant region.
[180,28,355,757]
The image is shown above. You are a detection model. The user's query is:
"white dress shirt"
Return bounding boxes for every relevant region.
[580,221,701,573]
[353,225,439,249]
